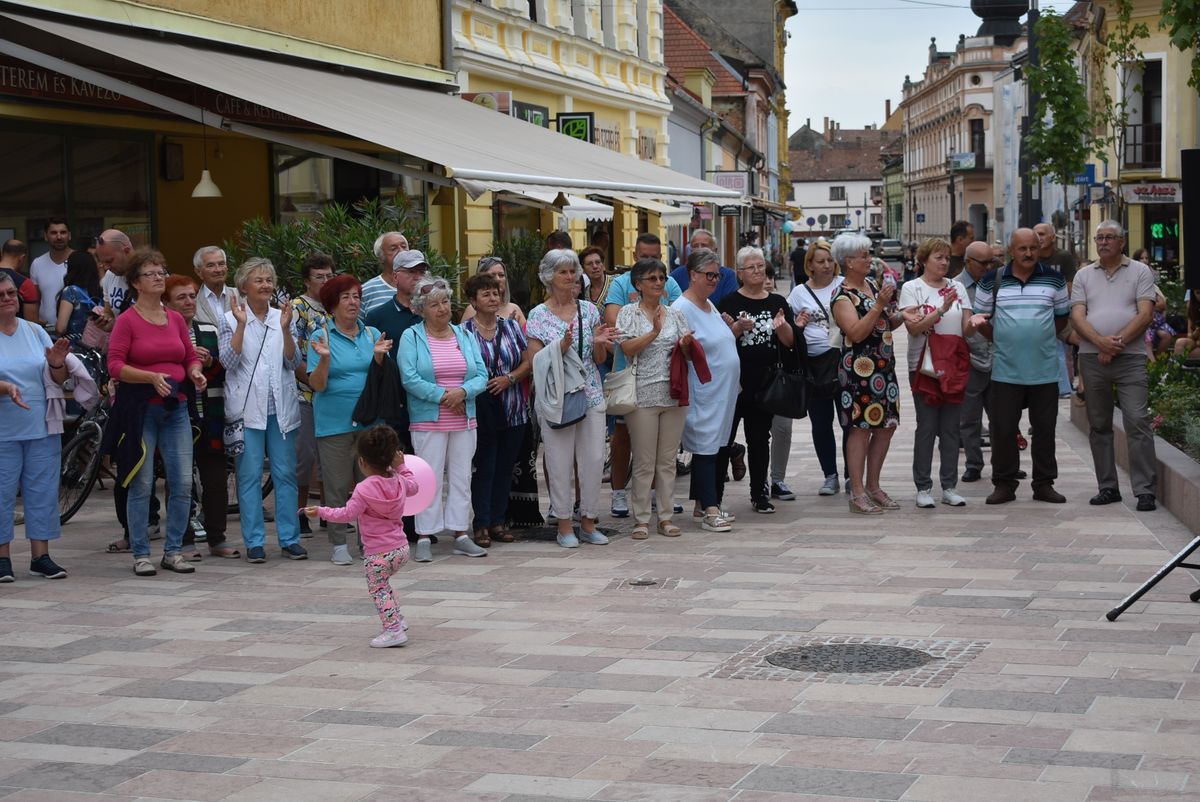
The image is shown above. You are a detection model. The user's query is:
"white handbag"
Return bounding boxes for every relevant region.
[602,355,638,416]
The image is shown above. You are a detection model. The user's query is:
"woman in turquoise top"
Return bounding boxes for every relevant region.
[0,272,72,581]
[307,275,391,566]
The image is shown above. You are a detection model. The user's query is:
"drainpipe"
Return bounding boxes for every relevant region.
[443,1,456,87]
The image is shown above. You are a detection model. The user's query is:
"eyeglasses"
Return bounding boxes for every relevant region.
[139,271,168,279]
[740,264,766,273]
[0,289,17,299]
[1094,234,1121,242]
[478,256,504,270]
[640,274,667,283]
[693,270,721,282]
[418,279,451,295]
[310,273,335,282]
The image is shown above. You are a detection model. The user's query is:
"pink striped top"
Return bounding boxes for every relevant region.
[410,334,474,431]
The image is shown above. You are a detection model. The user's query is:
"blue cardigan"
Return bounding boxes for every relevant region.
[397,322,488,424]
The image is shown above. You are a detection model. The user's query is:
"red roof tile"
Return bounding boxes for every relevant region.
[663,7,746,97]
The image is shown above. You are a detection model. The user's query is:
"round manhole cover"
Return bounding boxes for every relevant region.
[765,644,937,673]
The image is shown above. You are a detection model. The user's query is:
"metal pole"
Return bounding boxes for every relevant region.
[1020,0,1040,227]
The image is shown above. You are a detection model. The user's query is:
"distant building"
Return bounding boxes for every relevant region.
[789,118,896,238]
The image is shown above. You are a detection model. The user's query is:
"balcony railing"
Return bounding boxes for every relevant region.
[1124,123,1163,169]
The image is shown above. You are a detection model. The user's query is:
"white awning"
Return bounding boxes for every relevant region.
[612,196,695,226]
[1,12,740,203]
[496,189,614,222]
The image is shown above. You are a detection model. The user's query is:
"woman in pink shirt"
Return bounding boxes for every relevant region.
[107,248,206,577]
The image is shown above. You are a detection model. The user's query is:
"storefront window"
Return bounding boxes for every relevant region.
[0,129,150,257]
[493,199,541,243]
[1144,205,1179,270]
[273,146,426,224]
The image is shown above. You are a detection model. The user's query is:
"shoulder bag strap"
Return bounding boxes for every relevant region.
[237,319,268,418]
[575,300,585,361]
[804,283,832,324]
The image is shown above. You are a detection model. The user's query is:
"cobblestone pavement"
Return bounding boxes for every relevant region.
[2,388,1198,801]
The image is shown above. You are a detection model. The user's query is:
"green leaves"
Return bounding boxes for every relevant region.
[1025,9,1100,185]
[1160,0,1200,88]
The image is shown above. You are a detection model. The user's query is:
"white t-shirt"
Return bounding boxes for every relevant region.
[787,276,844,356]
[101,270,129,314]
[30,252,68,325]
[898,277,971,370]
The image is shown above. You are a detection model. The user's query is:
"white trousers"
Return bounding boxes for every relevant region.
[411,428,478,536]
[539,406,605,520]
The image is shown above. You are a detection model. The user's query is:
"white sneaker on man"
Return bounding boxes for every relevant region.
[941,488,967,507]
[915,490,936,508]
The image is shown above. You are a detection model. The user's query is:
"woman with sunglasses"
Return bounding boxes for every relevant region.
[399,276,489,562]
[107,249,207,576]
[672,248,739,532]
[460,256,527,327]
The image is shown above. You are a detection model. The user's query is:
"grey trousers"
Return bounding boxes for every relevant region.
[770,415,792,484]
[911,379,962,491]
[316,431,362,548]
[959,366,991,473]
[1079,352,1158,496]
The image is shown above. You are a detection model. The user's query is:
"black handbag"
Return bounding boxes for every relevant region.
[756,337,808,420]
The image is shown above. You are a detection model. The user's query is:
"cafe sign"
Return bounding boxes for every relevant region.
[1121,182,1180,204]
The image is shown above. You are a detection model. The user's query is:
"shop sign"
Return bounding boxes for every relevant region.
[557,112,594,143]
[719,205,740,217]
[707,170,750,195]
[0,56,315,129]
[697,206,713,220]
[1121,182,1180,204]
[513,100,550,127]
[750,207,767,226]
[462,91,513,116]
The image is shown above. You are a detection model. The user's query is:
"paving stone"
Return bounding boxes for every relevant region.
[1058,678,1183,699]
[646,636,755,652]
[418,730,545,749]
[941,690,1096,714]
[755,713,917,740]
[735,765,917,799]
[103,679,252,702]
[17,723,180,750]
[116,751,250,773]
[1001,747,1142,770]
[207,619,310,633]
[0,761,148,793]
[301,709,420,728]
[700,616,822,632]
[915,595,1031,609]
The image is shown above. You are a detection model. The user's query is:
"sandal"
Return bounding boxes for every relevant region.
[849,494,884,515]
[209,547,241,559]
[473,528,491,549]
[657,521,682,538]
[183,551,203,562]
[867,490,900,510]
[632,524,649,540]
[490,525,514,543]
[106,539,131,553]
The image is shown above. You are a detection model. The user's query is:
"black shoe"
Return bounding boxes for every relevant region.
[282,543,308,560]
[1032,486,1066,504]
[1136,494,1157,511]
[986,487,1016,505]
[0,557,13,583]
[730,443,747,482]
[961,468,982,483]
[770,481,797,501]
[29,554,67,579]
[298,516,312,535]
[246,546,266,563]
[1089,488,1123,506]
[752,498,775,514]
[1016,469,1027,479]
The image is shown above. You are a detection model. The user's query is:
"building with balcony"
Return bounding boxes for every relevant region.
[899,34,1019,243]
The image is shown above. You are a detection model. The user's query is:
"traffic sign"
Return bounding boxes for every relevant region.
[916,213,926,223]
[806,217,815,226]
[818,214,828,225]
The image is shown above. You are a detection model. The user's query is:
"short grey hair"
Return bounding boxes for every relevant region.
[410,277,452,316]
[0,270,14,291]
[372,231,407,260]
[690,228,718,248]
[1096,219,1126,238]
[831,233,873,269]
[537,248,580,289]
[234,257,276,291]
[687,247,720,273]
[192,246,225,270]
[735,246,765,270]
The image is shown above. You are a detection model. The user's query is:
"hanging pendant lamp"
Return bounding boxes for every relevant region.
[191,109,223,198]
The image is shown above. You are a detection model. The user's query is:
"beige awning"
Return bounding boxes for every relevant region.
[1,11,739,203]
[612,196,695,226]
[497,189,614,222]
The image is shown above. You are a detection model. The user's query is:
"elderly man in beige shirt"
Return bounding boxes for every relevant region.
[1070,220,1158,511]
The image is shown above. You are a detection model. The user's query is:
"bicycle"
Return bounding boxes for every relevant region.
[59,348,111,524]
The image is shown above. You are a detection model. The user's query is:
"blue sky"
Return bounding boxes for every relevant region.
[783,0,1078,134]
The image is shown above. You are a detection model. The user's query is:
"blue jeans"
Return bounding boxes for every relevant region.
[236,416,299,549]
[127,403,192,559]
[0,435,61,546]
[471,422,525,530]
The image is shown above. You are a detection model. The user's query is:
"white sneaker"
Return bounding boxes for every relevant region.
[819,474,840,496]
[452,536,487,557]
[611,489,629,518]
[330,545,353,565]
[414,539,433,563]
[941,488,967,507]
[370,629,408,648]
[915,490,936,508]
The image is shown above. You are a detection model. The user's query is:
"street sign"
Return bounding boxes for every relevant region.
[719,205,740,217]
[1072,164,1097,186]
[844,216,852,226]
[806,217,815,226]
[818,214,828,225]
[949,152,976,170]
[916,213,926,223]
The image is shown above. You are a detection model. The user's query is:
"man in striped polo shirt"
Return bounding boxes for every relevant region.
[974,228,1071,505]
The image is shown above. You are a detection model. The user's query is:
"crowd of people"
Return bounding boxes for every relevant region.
[0,219,1171,645]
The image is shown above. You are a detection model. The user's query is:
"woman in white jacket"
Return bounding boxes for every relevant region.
[219,258,305,564]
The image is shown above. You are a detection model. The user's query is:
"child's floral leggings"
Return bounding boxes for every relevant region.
[365,546,409,632]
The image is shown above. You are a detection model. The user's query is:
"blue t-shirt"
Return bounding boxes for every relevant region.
[307,322,379,437]
[973,263,1070,385]
[670,265,739,305]
[605,273,682,371]
[0,320,52,441]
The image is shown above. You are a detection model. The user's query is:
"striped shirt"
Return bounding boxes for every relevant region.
[359,274,396,320]
[974,263,1070,385]
[410,335,474,432]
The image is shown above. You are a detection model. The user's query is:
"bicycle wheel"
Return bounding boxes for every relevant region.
[60,422,103,524]
[225,455,274,514]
